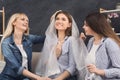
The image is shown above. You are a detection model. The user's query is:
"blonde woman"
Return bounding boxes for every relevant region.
[0,13,50,80]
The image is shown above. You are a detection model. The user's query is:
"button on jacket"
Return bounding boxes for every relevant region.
[0,34,45,80]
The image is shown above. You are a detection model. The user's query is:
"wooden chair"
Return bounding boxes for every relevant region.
[0,7,5,37]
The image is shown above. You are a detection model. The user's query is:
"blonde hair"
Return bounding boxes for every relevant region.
[0,13,29,61]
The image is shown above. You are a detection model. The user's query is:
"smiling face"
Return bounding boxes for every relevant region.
[12,14,29,33]
[55,13,71,31]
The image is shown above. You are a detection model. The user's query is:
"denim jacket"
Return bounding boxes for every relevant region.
[0,34,45,80]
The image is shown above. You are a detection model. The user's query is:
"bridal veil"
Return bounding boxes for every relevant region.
[35,10,88,80]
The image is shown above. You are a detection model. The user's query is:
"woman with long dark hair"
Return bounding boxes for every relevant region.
[83,12,120,80]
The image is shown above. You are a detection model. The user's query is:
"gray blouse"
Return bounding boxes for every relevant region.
[50,36,76,78]
[87,37,120,80]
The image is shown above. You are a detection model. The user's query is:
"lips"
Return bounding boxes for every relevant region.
[57,23,63,27]
[23,24,28,27]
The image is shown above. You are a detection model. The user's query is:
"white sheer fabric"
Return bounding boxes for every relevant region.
[85,44,99,80]
[35,10,88,80]
[36,17,60,77]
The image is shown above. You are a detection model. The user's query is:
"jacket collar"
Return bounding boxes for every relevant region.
[9,33,27,45]
[88,37,107,52]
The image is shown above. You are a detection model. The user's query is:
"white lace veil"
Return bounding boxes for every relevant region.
[35,10,88,80]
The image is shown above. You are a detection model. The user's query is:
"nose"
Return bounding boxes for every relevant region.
[82,25,85,29]
[25,20,28,25]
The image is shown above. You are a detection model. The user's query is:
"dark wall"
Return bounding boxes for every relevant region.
[1,0,120,51]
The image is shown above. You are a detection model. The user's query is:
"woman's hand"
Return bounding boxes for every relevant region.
[53,77,63,80]
[87,64,97,73]
[36,76,52,80]
[42,77,52,80]
[87,64,105,76]
[80,32,86,40]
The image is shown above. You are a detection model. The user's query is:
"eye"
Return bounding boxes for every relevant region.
[21,18,25,21]
[21,18,29,22]
[56,17,59,20]
[62,18,66,21]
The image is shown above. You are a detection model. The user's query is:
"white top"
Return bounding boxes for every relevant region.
[85,44,100,65]
[85,44,100,80]
[17,45,28,69]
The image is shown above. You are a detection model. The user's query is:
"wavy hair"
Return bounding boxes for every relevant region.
[0,13,29,61]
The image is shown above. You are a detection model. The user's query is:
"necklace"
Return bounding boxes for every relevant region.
[58,39,64,45]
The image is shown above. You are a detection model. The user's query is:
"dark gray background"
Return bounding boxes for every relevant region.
[0,0,120,51]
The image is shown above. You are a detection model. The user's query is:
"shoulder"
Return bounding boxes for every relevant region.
[66,36,80,41]
[65,36,74,43]
[2,36,12,45]
[104,38,118,46]
[66,36,72,41]
[103,38,120,50]
[63,36,73,46]
[24,34,38,40]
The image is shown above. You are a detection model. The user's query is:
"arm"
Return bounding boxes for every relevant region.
[87,64,105,76]
[53,71,70,80]
[22,69,51,80]
[2,41,51,80]
[54,38,76,80]
[23,69,42,80]
[29,34,45,44]
[2,42,23,75]
[103,39,120,78]
[87,38,120,78]
[54,55,75,80]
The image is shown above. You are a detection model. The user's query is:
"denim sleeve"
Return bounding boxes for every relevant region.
[29,34,45,44]
[104,38,120,78]
[1,42,25,75]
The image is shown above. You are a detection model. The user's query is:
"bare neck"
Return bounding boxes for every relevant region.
[57,30,65,41]
[14,31,24,45]
[93,34,103,45]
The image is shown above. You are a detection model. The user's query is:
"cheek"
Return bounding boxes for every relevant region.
[65,23,71,28]
[86,29,94,35]
[55,23,58,28]
[84,27,90,34]
[83,26,88,31]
